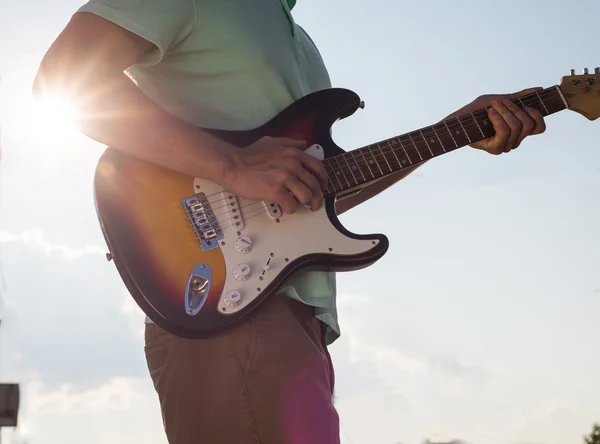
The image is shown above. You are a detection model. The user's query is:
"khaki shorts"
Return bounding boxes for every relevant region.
[144,293,340,444]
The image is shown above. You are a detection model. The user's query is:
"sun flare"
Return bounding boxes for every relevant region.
[28,95,79,143]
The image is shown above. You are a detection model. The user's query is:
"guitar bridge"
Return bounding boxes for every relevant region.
[182,193,224,251]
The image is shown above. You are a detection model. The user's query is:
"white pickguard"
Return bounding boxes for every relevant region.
[192,144,379,315]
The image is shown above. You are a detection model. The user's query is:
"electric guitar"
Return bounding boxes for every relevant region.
[94,68,600,338]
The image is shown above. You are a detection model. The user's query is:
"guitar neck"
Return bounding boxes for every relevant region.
[323,86,568,197]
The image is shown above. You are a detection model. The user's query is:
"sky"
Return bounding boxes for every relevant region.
[1,0,600,443]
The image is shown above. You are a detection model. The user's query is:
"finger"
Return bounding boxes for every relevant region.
[523,107,546,135]
[292,165,324,210]
[492,100,522,151]
[276,187,301,215]
[299,153,329,190]
[284,176,313,209]
[486,106,510,154]
[502,99,536,147]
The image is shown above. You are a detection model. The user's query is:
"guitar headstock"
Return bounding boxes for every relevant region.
[560,67,600,120]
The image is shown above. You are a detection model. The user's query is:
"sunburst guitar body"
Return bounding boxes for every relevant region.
[94,71,600,338]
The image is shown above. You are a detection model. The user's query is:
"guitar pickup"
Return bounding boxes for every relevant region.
[221,191,244,231]
[263,202,282,220]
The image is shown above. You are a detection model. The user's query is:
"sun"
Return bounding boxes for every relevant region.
[2,90,81,157]
[23,94,81,152]
[0,63,90,166]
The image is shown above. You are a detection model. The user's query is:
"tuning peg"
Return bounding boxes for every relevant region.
[595,67,600,74]
[584,68,589,74]
[571,69,576,75]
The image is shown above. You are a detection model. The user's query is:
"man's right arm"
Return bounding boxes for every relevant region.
[34,8,327,214]
[32,12,236,185]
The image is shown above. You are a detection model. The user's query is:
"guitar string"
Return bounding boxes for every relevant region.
[193,90,562,232]
[299,88,562,194]
[208,200,304,233]
[188,88,559,215]
[203,89,559,217]
[200,88,559,210]
[207,129,543,219]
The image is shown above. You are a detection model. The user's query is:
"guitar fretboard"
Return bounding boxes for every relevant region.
[323,86,568,197]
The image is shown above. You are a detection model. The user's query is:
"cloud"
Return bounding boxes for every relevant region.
[341,321,486,406]
[0,228,159,443]
[0,229,105,260]
[0,228,164,443]
[329,292,501,444]
[335,292,488,392]
[0,228,147,391]
[330,287,600,444]
[4,377,167,444]
[27,376,141,415]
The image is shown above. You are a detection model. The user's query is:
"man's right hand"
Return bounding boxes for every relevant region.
[222,136,329,215]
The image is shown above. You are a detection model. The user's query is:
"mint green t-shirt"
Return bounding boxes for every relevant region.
[78,0,341,344]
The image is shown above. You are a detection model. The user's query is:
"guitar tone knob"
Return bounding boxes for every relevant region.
[233,263,252,281]
[234,236,253,254]
[223,290,242,308]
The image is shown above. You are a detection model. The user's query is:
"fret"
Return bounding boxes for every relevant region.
[471,112,486,138]
[358,148,375,179]
[392,139,411,167]
[554,85,570,109]
[329,160,343,190]
[333,155,350,189]
[376,143,393,173]
[479,110,495,138]
[430,125,448,153]
[354,146,381,178]
[386,139,403,169]
[367,146,385,176]
[546,88,567,114]
[347,151,366,183]
[535,91,550,115]
[443,117,471,146]
[407,133,424,161]
[341,152,359,186]
[455,116,473,144]
[458,114,480,143]
[358,151,373,182]
[328,179,337,194]
[436,121,458,148]
[420,128,445,157]
[380,141,395,171]
[417,130,435,157]
[395,136,415,165]
[325,166,338,194]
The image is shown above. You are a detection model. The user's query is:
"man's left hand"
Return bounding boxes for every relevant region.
[450,87,547,155]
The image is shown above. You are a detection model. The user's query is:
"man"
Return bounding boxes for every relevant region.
[32,1,546,443]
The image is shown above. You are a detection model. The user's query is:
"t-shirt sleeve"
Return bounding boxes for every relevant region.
[76,0,196,65]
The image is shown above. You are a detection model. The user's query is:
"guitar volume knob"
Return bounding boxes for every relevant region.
[234,236,253,254]
[223,290,242,308]
[233,263,252,281]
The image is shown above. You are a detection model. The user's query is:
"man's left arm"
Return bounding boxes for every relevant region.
[335,87,547,215]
